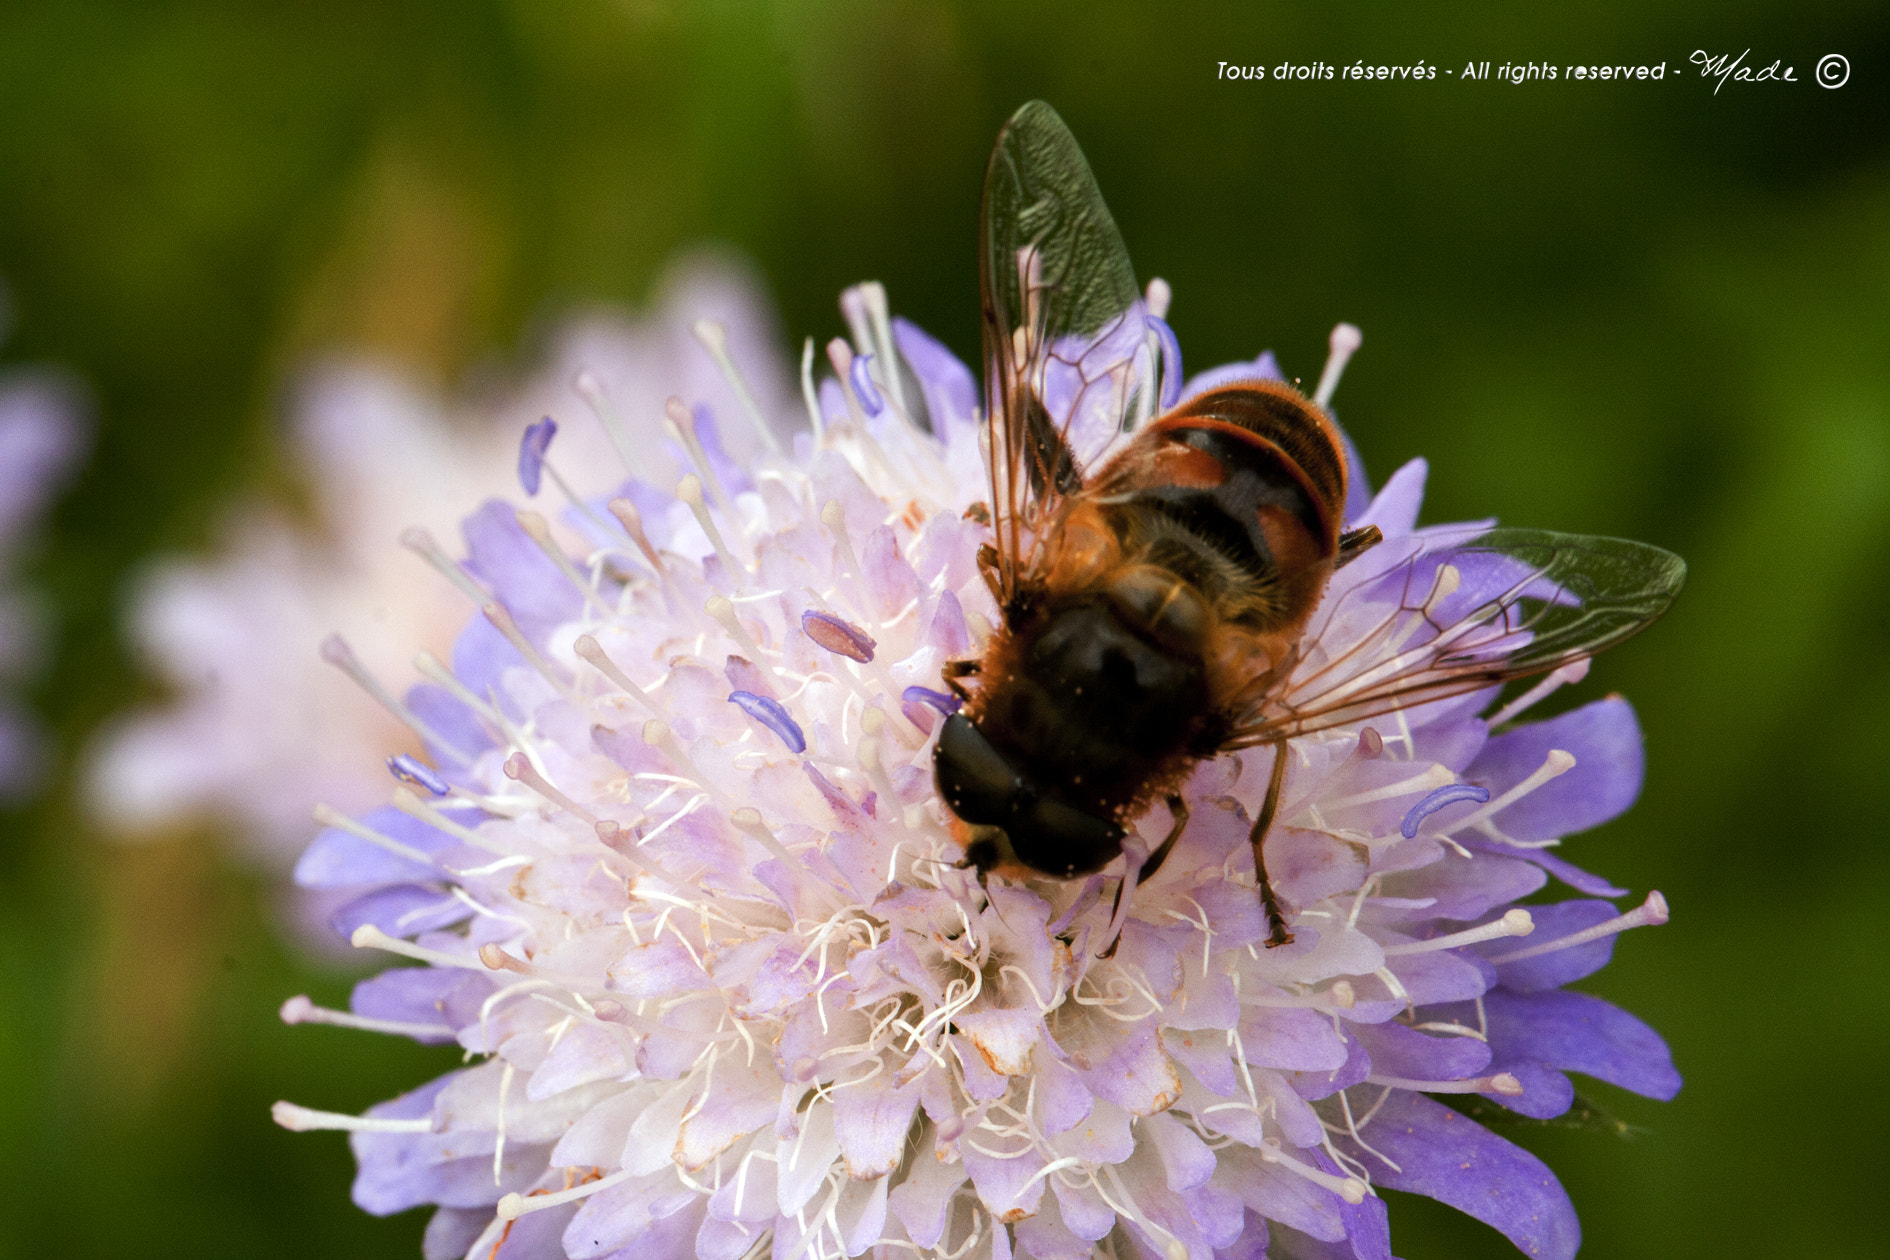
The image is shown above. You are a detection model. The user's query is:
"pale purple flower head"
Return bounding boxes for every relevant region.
[277,282,1677,1260]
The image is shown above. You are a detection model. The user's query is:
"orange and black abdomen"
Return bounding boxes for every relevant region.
[1093,380,1347,633]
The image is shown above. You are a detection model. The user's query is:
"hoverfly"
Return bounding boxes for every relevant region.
[931,102,1685,951]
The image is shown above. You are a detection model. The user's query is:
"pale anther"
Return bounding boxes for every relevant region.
[1314,321,1363,408]
[1486,891,1669,965]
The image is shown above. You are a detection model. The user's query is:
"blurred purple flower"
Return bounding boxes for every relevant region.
[85,251,793,870]
[275,283,1676,1260]
[0,298,90,801]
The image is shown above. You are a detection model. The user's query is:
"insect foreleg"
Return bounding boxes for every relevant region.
[1334,524,1384,570]
[1251,740,1296,948]
[941,658,981,703]
[1097,794,1189,959]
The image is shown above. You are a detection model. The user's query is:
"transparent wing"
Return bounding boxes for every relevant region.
[979,100,1161,601]
[1227,527,1687,745]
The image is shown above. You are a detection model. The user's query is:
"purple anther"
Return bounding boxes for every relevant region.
[901,685,961,715]
[728,691,807,754]
[387,753,450,797]
[517,417,557,496]
[849,353,885,416]
[802,610,877,663]
[1148,315,1183,408]
[1400,783,1492,839]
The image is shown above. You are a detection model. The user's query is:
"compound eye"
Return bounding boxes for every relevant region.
[1009,795,1125,878]
[933,714,1019,825]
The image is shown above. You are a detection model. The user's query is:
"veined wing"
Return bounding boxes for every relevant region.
[979,100,1166,603]
[1226,527,1687,745]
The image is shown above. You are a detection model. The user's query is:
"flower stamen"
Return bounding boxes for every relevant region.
[1486,891,1670,964]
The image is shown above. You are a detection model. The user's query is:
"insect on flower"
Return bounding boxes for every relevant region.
[933,101,1687,950]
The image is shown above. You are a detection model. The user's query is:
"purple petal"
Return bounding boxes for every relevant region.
[1341,1092,1580,1260]
[1213,1208,1271,1260]
[1052,1179,1118,1242]
[727,690,806,754]
[690,404,754,495]
[1212,1145,1346,1243]
[1283,1027,1372,1101]
[1352,457,1427,537]
[517,416,556,496]
[528,1020,632,1100]
[888,1129,969,1246]
[1466,697,1643,841]
[1016,1198,1096,1260]
[674,1058,781,1171]
[1237,1006,1349,1072]
[722,654,774,701]
[405,681,497,763]
[460,499,582,647]
[961,1142,1047,1221]
[832,1073,922,1178]
[562,1173,698,1259]
[447,616,526,720]
[1309,1150,1392,1260]
[927,587,971,654]
[1457,836,1629,899]
[1178,352,1284,402]
[352,966,476,1037]
[1384,945,1494,1005]
[1166,1027,1241,1096]
[1483,1058,1577,1119]
[606,938,712,1000]
[861,525,921,620]
[1035,1050,1094,1135]
[1482,899,1621,991]
[956,1004,1043,1077]
[1484,988,1681,1100]
[1352,1019,1490,1083]
[1065,1021,1182,1115]
[893,316,979,440]
[424,1208,490,1259]
[1382,851,1545,924]
[1144,1111,1216,1191]
[330,884,470,943]
[293,804,463,889]
[803,762,867,823]
[801,610,876,662]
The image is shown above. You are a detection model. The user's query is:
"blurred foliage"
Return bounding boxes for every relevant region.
[1,1,1887,1257]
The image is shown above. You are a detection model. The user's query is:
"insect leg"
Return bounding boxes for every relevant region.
[941,658,981,703]
[1251,740,1296,948]
[1097,795,1190,959]
[976,542,1004,603]
[1334,524,1384,571]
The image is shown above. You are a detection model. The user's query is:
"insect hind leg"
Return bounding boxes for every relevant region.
[1251,741,1296,948]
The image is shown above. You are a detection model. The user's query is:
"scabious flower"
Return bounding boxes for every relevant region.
[86,251,788,865]
[275,280,1678,1260]
[0,294,89,801]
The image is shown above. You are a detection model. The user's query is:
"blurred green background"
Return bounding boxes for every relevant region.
[1,1,1886,1257]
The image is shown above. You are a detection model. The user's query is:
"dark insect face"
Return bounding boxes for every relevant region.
[933,714,1124,878]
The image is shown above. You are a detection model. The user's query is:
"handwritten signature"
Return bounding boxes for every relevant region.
[1691,49,1798,94]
